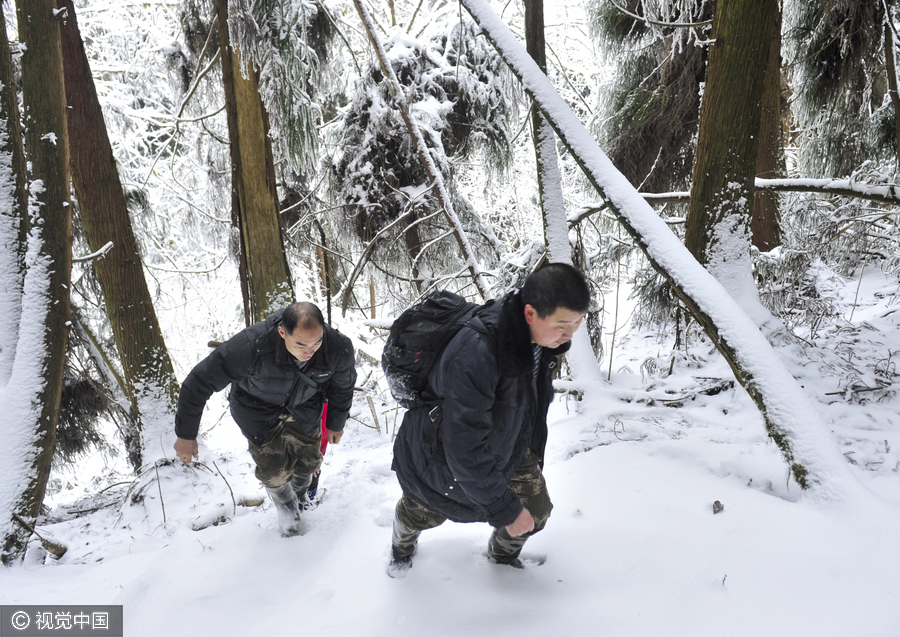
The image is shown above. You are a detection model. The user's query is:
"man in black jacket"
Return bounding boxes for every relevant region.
[174,302,357,536]
[389,263,590,574]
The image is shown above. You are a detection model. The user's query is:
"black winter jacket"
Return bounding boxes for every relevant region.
[391,290,568,528]
[175,309,357,445]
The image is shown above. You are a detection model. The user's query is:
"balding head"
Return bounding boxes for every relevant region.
[282,302,325,333]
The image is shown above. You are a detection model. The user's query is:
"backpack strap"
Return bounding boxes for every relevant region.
[421,300,497,448]
[292,363,320,391]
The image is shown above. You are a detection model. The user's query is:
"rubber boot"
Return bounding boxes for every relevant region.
[265,483,302,537]
[307,472,320,500]
[487,526,527,567]
[290,473,313,510]
[387,511,420,578]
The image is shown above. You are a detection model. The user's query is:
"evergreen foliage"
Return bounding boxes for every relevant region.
[56,372,116,468]
[330,18,514,300]
[227,0,335,175]
[786,0,890,176]
[588,0,712,192]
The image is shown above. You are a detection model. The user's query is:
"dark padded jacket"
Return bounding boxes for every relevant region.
[391,290,568,528]
[175,309,357,445]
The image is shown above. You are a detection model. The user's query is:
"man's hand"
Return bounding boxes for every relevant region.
[174,438,199,463]
[505,507,535,538]
[326,429,344,444]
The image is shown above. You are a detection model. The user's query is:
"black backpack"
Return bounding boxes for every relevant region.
[382,290,492,409]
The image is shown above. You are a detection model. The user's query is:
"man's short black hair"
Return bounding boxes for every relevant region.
[282,302,325,334]
[520,262,590,318]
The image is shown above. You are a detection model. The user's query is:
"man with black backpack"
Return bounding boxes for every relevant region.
[387,263,590,575]
[173,302,357,537]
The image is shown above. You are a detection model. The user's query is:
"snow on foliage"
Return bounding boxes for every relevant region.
[329,17,514,301]
[587,0,712,193]
[227,0,333,176]
[785,0,893,177]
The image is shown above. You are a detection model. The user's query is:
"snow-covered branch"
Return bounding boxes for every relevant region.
[570,177,900,227]
[607,0,713,29]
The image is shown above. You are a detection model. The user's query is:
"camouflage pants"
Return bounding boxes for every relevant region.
[393,448,553,560]
[248,413,323,488]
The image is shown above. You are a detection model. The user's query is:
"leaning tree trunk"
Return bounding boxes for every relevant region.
[0,3,28,386]
[459,0,857,500]
[218,0,295,326]
[60,0,179,469]
[751,2,784,252]
[685,0,776,318]
[2,0,72,564]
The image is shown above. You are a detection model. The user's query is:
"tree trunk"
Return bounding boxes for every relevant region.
[885,18,900,168]
[686,0,775,261]
[0,5,28,386]
[685,0,776,318]
[751,2,784,252]
[460,0,856,498]
[218,0,295,325]
[60,0,179,469]
[524,0,603,379]
[525,0,568,265]
[2,0,72,564]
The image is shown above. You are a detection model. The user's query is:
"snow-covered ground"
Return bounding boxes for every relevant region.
[3,266,899,637]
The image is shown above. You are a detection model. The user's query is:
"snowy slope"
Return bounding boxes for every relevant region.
[3,268,899,637]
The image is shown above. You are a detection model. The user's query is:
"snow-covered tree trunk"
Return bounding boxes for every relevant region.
[2,0,73,564]
[525,0,602,383]
[218,0,295,325]
[685,0,776,322]
[459,0,859,500]
[525,0,566,265]
[60,0,179,469]
[0,6,27,387]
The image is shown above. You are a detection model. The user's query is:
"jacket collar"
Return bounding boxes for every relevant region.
[496,290,571,378]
